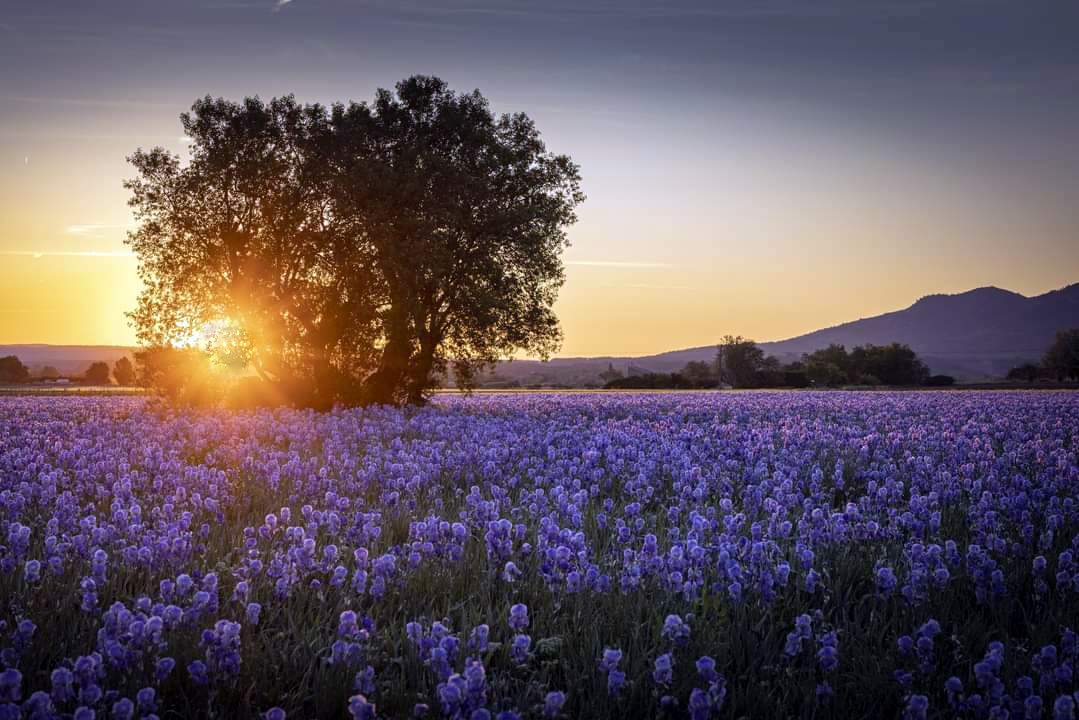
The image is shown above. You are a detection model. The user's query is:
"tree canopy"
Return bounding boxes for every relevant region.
[717,336,766,388]
[84,362,111,385]
[804,343,929,386]
[1043,328,1079,381]
[126,76,583,407]
[113,357,136,386]
[0,356,29,384]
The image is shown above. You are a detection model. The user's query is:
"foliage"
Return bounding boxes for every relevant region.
[804,343,929,386]
[113,357,136,386]
[1043,328,1079,381]
[2,392,1079,719]
[38,366,61,380]
[0,356,30,384]
[598,364,624,385]
[679,361,718,388]
[1006,362,1043,382]
[126,77,583,409]
[923,374,955,387]
[716,336,765,388]
[83,361,112,385]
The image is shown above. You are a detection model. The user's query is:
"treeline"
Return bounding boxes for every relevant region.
[0,356,136,386]
[1006,329,1079,382]
[605,336,949,390]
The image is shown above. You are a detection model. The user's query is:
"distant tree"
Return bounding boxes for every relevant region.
[1043,328,1079,381]
[924,374,956,387]
[113,357,136,386]
[680,360,717,388]
[808,342,928,386]
[38,365,61,380]
[754,355,784,387]
[805,345,852,385]
[858,343,929,386]
[127,77,582,408]
[1006,363,1042,383]
[83,362,112,385]
[717,336,765,388]
[777,360,808,388]
[598,363,624,384]
[807,360,848,387]
[0,356,30,384]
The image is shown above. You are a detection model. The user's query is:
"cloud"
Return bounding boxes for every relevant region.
[273,0,294,11]
[565,260,673,269]
[64,224,131,237]
[0,250,135,259]
[602,283,693,290]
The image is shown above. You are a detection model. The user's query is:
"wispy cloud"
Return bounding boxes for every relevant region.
[64,224,131,237]
[0,250,135,259]
[602,283,693,290]
[566,260,673,269]
[273,0,294,11]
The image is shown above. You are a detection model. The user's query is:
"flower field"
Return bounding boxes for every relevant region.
[2,392,1078,719]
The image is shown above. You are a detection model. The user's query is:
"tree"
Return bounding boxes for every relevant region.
[0,356,29,384]
[113,357,136,386]
[126,77,582,408]
[781,360,810,388]
[127,95,375,409]
[858,343,929,386]
[327,77,583,404]
[805,342,929,386]
[717,336,765,388]
[1006,363,1041,382]
[38,366,61,380]
[598,363,624,384]
[84,361,111,385]
[680,360,717,388]
[805,345,851,385]
[807,359,848,387]
[1043,329,1079,381]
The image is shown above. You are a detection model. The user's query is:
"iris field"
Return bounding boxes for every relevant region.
[1,392,1078,719]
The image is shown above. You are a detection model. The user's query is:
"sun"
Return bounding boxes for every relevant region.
[176,317,253,373]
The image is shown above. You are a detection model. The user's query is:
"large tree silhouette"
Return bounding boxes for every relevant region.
[126,77,582,407]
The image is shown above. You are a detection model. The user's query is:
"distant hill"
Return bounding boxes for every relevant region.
[3,283,1077,384]
[0,345,134,376]
[482,283,1079,385]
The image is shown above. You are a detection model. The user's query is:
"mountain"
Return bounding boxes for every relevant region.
[483,283,1079,384]
[3,284,1077,384]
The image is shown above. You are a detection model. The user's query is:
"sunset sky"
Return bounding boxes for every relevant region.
[1,0,1077,357]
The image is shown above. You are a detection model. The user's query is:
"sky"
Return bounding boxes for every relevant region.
[1,0,1077,357]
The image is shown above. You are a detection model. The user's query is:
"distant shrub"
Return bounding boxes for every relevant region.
[924,374,956,387]
[1006,363,1042,382]
[83,361,112,385]
[0,355,30,384]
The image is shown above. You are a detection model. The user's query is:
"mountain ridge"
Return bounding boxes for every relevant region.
[3,283,1077,382]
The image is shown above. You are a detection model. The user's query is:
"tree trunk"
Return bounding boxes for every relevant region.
[361,306,412,405]
[405,332,438,405]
